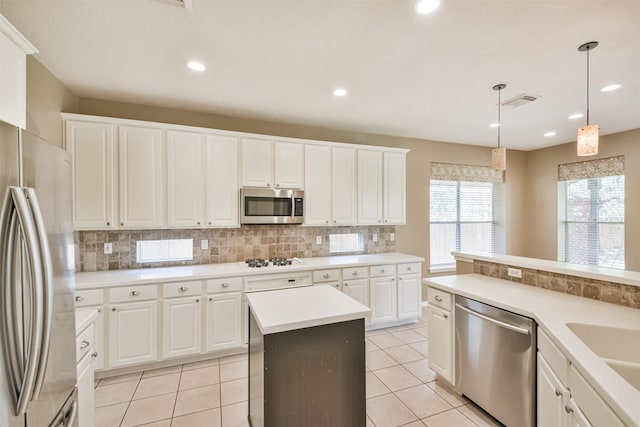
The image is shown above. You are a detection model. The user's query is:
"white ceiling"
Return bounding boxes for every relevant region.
[2,0,639,151]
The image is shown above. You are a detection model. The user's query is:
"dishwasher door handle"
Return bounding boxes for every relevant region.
[456,303,530,335]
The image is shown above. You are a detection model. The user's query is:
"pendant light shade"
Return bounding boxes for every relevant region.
[577,41,599,156]
[491,83,506,171]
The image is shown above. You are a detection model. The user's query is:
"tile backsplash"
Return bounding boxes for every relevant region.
[473,260,639,309]
[75,225,395,272]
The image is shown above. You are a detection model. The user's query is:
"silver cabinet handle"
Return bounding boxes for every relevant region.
[221,283,229,288]
[91,352,99,359]
[323,274,330,279]
[352,271,358,276]
[80,340,90,350]
[333,220,337,223]
[379,269,385,274]
[266,183,271,187]
[564,405,574,414]
[196,299,200,303]
[391,278,395,282]
[407,267,412,271]
[197,221,201,225]
[106,221,111,226]
[178,286,189,293]
[377,220,381,223]
[75,296,84,302]
[129,291,140,296]
[325,220,329,224]
[443,313,449,319]
[209,297,213,301]
[276,183,280,188]
[554,390,562,397]
[120,222,124,226]
[435,295,443,302]
[208,221,212,225]
[112,308,116,311]
[385,219,388,223]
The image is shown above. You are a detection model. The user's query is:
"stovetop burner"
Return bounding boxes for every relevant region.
[245,257,293,268]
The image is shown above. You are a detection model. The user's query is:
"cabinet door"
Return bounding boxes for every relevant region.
[357,150,383,225]
[343,279,369,306]
[332,147,357,225]
[93,308,105,370]
[427,305,453,383]
[242,138,273,187]
[370,276,398,324]
[166,130,204,227]
[76,353,96,427]
[537,353,569,427]
[108,301,158,367]
[304,144,332,225]
[0,30,27,128]
[383,151,406,225]
[118,126,164,228]
[66,121,116,229]
[206,292,242,352]
[205,134,239,227]
[569,400,592,427]
[274,141,304,189]
[163,297,202,358]
[397,274,421,319]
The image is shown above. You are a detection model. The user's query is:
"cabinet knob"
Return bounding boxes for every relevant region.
[323,274,330,279]
[196,299,200,303]
[333,220,337,223]
[106,221,111,226]
[178,286,189,293]
[209,297,213,302]
[120,222,124,226]
[377,220,381,223]
[380,269,385,274]
[208,221,213,225]
[266,183,271,187]
[75,296,84,302]
[98,309,102,313]
[564,405,574,414]
[91,352,98,359]
[325,220,329,224]
[276,183,280,188]
[391,278,395,282]
[435,295,443,302]
[112,308,116,311]
[344,283,348,287]
[129,290,140,296]
[352,271,358,276]
[197,221,201,225]
[221,283,229,288]
[385,219,388,223]
[443,313,449,319]
[80,340,90,350]
[407,267,412,271]
[554,389,562,397]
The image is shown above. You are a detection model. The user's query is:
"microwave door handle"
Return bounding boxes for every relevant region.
[9,187,44,415]
[25,188,53,399]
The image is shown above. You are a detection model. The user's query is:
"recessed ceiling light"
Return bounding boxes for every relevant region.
[600,84,621,92]
[488,123,501,128]
[187,61,206,72]
[568,113,584,120]
[544,131,556,137]
[416,0,440,15]
[333,88,347,97]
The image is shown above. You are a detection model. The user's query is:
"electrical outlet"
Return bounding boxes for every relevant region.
[104,243,112,254]
[316,236,322,245]
[373,233,378,242]
[390,233,395,241]
[508,267,522,278]
[201,240,209,250]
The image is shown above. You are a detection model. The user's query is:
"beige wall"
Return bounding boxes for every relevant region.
[524,129,640,271]
[25,56,78,147]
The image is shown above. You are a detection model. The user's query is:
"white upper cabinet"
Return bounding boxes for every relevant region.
[166,130,204,227]
[118,125,164,228]
[383,151,406,225]
[0,15,37,128]
[357,150,383,225]
[274,141,304,189]
[304,144,332,225]
[66,121,116,229]
[205,134,239,227]
[332,147,357,225]
[241,138,274,187]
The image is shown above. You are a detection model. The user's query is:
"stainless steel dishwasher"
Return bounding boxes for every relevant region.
[455,295,536,427]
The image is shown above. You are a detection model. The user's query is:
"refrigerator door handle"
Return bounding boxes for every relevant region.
[25,187,54,399]
[4,187,45,416]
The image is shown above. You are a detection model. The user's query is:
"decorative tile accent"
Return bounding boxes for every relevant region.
[473,260,638,309]
[76,225,395,272]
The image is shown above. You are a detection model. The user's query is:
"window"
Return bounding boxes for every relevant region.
[329,233,363,253]
[136,239,193,263]
[559,173,625,269]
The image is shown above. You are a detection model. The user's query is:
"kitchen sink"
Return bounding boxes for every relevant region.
[567,322,640,391]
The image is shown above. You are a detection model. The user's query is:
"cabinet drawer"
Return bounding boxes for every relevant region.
[427,287,452,310]
[76,323,95,363]
[75,289,103,307]
[370,264,396,278]
[207,277,242,293]
[343,267,367,279]
[163,281,202,298]
[538,328,569,384]
[313,269,341,283]
[569,365,624,426]
[398,262,421,275]
[109,285,158,303]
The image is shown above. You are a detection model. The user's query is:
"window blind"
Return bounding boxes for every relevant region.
[558,156,625,269]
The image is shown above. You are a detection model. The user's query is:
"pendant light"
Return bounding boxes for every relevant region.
[577,41,599,156]
[491,83,507,171]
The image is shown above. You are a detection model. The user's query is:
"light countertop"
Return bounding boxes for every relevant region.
[75,308,99,335]
[424,274,640,426]
[246,285,371,335]
[453,251,640,287]
[75,252,424,288]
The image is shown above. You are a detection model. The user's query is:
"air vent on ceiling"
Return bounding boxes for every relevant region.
[501,93,540,108]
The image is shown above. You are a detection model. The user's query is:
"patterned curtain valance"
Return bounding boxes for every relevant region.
[430,162,504,183]
[558,156,625,181]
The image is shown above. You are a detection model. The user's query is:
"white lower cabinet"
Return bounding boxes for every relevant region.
[108,300,158,367]
[76,351,96,427]
[343,278,369,307]
[397,274,421,319]
[537,353,569,427]
[162,296,202,358]
[206,292,242,352]
[370,276,397,323]
[427,304,453,383]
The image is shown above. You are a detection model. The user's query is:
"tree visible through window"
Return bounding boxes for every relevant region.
[429,180,495,270]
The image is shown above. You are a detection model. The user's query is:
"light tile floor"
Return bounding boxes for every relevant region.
[94,309,501,427]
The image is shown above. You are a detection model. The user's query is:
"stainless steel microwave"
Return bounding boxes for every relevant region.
[240,188,304,224]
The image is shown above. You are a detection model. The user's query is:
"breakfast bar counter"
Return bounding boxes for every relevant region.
[246,285,371,427]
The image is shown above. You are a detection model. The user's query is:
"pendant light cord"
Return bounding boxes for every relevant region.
[586,47,590,126]
[497,87,501,148]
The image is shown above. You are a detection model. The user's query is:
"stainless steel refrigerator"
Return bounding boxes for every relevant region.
[0,119,78,427]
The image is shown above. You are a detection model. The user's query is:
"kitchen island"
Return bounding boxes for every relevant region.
[246,285,371,427]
